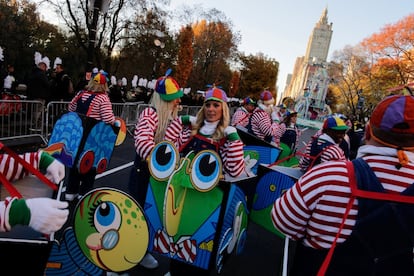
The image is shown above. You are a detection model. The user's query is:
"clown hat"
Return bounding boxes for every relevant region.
[93,72,108,85]
[155,69,183,101]
[369,95,414,149]
[323,115,348,131]
[205,87,228,103]
[260,90,274,105]
[243,97,256,106]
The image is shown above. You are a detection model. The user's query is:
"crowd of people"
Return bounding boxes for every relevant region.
[2,53,414,275]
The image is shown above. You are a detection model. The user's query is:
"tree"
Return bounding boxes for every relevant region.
[188,19,238,91]
[361,13,414,87]
[0,0,65,81]
[238,53,279,99]
[175,25,194,88]
[38,0,146,72]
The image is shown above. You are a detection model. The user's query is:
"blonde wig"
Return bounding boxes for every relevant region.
[150,92,180,143]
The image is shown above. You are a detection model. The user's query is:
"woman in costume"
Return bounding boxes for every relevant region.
[127,70,183,270]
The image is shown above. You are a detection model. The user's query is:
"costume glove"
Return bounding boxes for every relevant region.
[8,198,69,235]
[26,198,69,234]
[181,115,197,127]
[40,151,65,184]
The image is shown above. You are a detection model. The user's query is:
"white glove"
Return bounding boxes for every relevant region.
[45,159,65,184]
[271,111,279,122]
[26,198,69,235]
[189,116,197,127]
[224,126,237,137]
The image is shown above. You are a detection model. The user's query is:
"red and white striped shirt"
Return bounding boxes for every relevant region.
[271,145,414,249]
[68,91,115,124]
[165,117,245,178]
[250,107,285,142]
[134,107,160,160]
[231,107,250,128]
[299,133,346,172]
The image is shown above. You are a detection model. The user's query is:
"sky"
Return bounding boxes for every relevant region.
[169,0,414,92]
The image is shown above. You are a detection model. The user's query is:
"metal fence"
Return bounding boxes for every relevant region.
[0,99,237,143]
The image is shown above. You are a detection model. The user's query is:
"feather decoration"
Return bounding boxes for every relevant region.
[131,75,138,88]
[0,46,4,61]
[34,52,42,65]
[53,57,62,69]
[111,76,117,86]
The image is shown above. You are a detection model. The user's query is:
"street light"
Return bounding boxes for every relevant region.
[151,38,165,79]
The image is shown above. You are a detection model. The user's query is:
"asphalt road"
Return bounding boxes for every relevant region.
[88,127,317,276]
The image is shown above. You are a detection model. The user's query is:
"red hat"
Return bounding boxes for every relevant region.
[260,90,274,105]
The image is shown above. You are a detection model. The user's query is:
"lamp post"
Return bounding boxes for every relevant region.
[151,38,165,79]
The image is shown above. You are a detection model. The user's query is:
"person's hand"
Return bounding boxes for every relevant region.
[45,159,65,184]
[224,126,237,137]
[181,115,197,127]
[271,111,279,122]
[40,151,65,184]
[26,198,69,234]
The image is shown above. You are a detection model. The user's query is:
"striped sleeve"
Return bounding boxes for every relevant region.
[220,139,245,177]
[0,152,40,181]
[251,110,285,140]
[231,109,249,127]
[271,161,357,249]
[164,117,192,149]
[134,107,158,160]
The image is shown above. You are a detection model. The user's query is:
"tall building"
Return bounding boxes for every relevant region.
[282,8,333,121]
[304,8,333,64]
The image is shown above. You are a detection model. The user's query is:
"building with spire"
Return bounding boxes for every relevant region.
[282,8,333,122]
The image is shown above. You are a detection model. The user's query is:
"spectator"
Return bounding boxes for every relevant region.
[2,64,17,93]
[272,94,414,275]
[26,52,51,103]
[50,58,74,101]
[27,52,51,129]
[299,115,348,172]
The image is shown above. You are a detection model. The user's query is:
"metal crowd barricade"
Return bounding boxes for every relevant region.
[0,99,45,138]
[1,97,226,143]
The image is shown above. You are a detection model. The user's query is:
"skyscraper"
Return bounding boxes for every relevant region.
[282,8,333,122]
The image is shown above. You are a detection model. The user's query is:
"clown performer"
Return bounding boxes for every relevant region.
[127,69,183,270]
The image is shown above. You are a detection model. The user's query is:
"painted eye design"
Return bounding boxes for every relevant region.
[190,150,222,191]
[149,141,179,181]
[93,201,121,233]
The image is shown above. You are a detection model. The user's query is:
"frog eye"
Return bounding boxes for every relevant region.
[190,150,222,191]
[93,201,121,233]
[149,141,179,180]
